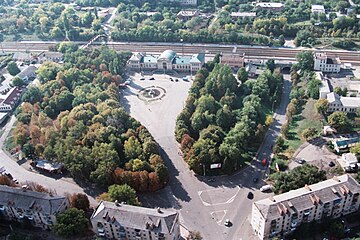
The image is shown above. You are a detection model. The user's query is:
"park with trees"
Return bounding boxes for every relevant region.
[12,45,169,193]
[175,62,283,175]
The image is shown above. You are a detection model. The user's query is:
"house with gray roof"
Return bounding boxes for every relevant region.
[251,174,360,239]
[90,201,180,240]
[127,50,205,74]
[0,185,69,229]
[16,65,37,82]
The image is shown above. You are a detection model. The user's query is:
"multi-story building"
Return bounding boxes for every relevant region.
[254,2,285,12]
[177,10,200,21]
[127,50,205,74]
[314,52,341,73]
[220,53,245,70]
[326,92,360,113]
[0,185,69,229]
[251,174,360,240]
[91,201,180,240]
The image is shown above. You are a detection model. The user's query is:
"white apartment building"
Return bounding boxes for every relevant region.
[91,201,180,240]
[251,174,360,240]
[326,92,360,113]
[314,52,341,73]
[0,87,22,112]
[0,185,69,229]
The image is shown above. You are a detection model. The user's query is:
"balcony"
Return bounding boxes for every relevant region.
[303,211,311,216]
[98,232,105,237]
[0,205,5,211]
[98,228,105,234]
[291,221,297,228]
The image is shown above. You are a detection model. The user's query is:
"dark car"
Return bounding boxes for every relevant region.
[175,79,179,82]
[296,158,306,164]
[247,192,254,199]
[328,161,335,167]
[345,165,358,173]
[169,77,173,81]
[149,77,155,80]
[140,78,145,81]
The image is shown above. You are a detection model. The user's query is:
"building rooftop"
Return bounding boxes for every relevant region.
[91,201,179,235]
[177,10,199,17]
[159,50,177,61]
[0,185,67,215]
[1,87,22,105]
[37,51,63,59]
[34,160,63,172]
[254,174,360,221]
[311,5,325,11]
[16,66,37,80]
[327,92,360,108]
[230,12,256,17]
[142,54,158,64]
[190,53,205,64]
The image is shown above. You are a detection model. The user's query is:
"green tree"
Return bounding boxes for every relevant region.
[237,67,248,83]
[301,127,318,141]
[296,51,314,72]
[7,61,20,76]
[315,98,329,114]
[350,143,360,161]
[328,111,351,132]
[266,59,276,73]
[108,184,140,206]
[187,231,203,240]
[12,76,25,87]
[124,136,143,160]
[53,208,88,238]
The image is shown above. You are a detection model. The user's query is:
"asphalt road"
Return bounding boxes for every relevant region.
[1,41,360,65]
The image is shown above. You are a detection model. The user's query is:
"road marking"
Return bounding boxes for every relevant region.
[198,186,240,206]
[210,210,227,225]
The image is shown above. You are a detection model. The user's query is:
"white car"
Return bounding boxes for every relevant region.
[224,219,231,227]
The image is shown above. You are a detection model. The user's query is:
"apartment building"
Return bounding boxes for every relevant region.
[91,201,180,240]
[314,52,341,73]
[0,87,22,112]
[251,174,360,240]
[0,185,69,229]
[255,2,285,12]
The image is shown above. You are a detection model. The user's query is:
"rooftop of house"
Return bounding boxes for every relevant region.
[311,5,325,11]
[37,51,64,59]
[0,185,68,215]
[159,50,177,61]
[16,66,37,79]
[91,201,179,235]
[129,51,205,65]
[177,10,199,17]
[254,174,360,221]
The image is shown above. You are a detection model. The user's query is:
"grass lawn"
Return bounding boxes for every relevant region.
[285,99,324,151]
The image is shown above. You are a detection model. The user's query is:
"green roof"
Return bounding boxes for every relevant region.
[141,55,158,63]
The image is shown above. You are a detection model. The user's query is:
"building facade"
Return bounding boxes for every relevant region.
[311,5,325,14]
[0,185,69,229]
[220,53,245,70]
[314,52,341,73]
[251,174,360,240]
[91,201,180,240]
[168,0,197,6]
[127,50,205,74]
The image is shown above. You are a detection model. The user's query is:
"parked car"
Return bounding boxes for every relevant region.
[224,219,231,227]
[260,185,272,192]
[296,158,306,164]
[328,161,335,167]
[149,77,155,80]
[345,164,358,173]
[140,78,145,81]
[247,192,254,199]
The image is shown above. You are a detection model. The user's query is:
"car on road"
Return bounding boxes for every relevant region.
[140,78,145,81]
[149,77,155,80]
[253,177,259,183]
[13,178,19,184]
[175,79,179,82]
[296,158,306,164]
[261,158,267,166]
[224,219,231,227]
[247,192,254,199]
[328,161,335,167]
[169,77,173,81]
